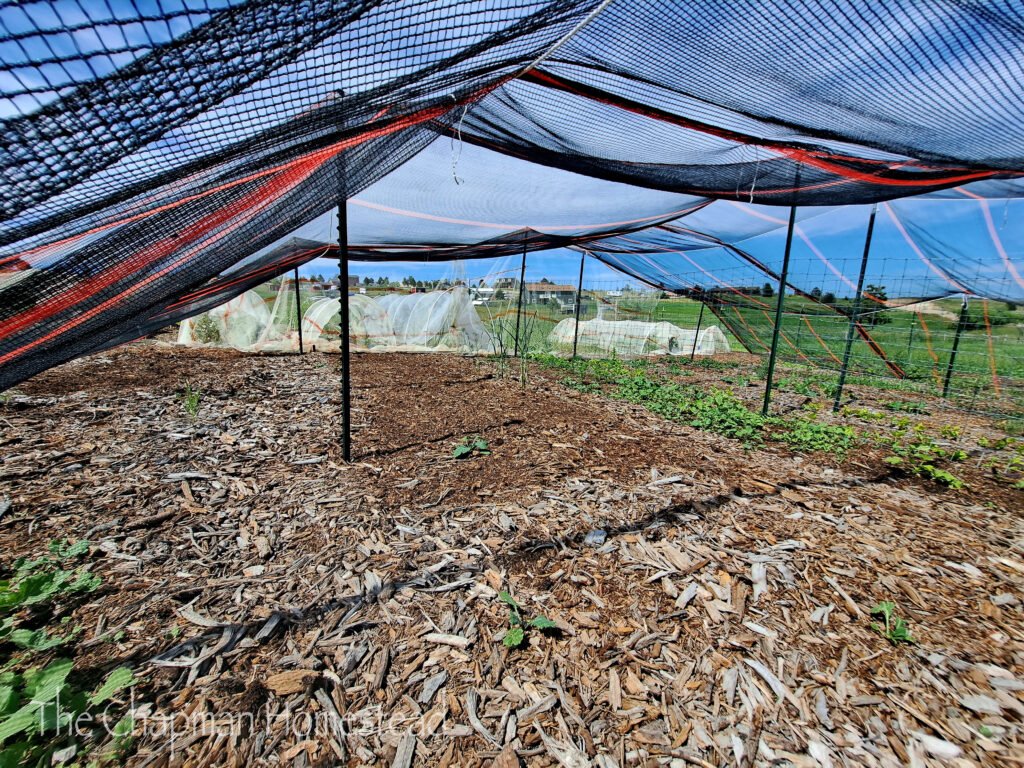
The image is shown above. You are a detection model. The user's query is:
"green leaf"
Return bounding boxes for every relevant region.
[452,444,473,459]
[870,602,895,621]
[89,668,138,707]
[0,687,17,717]
[502,627,525,648]
[529,616,556,630]
[883,456,903,465]
[0,702,42,744]
[0,743,28,768]
[9,628,65,652]
[24,659,72,703]
[497,591,521,611]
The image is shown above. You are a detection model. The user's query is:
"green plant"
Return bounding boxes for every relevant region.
[0,541,139,766]
[191,313,220,344]
[498,591,555,648]
[779,419,856,457]
[870,601,916,645]
[883,400,929,415]
[453,435,490,459]
[880,430,967,489]
[938,424,962,440]
[178,381,200,418]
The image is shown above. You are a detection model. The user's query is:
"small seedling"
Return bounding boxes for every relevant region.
[453,435,490,459]
[179,381,200,418]
[498,591,556,648]
[870,601,916,645]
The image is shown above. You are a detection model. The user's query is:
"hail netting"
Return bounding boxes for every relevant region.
[0,0,603,390]
[2,1,1024,393]
[452,0,1024,205]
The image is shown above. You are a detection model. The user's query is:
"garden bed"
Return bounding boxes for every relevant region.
[0,346,1021,767]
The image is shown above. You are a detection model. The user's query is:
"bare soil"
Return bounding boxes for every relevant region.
[1,346,1022,767]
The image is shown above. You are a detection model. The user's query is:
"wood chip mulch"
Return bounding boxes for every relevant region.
[1,347,1022,767]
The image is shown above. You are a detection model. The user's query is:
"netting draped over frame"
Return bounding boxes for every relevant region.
[548,318,730,357]
[3,1,1024,390]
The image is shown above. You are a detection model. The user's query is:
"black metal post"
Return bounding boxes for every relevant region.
[762,172,801,416]
[690,292,706,360]
[338,202,351,462]
[293,267,304,354]
[572,250,586,358]
[513,239,527,356]
[942,297,969,398]
[832,203,877,412]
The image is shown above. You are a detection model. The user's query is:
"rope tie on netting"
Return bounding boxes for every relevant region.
[450,97,468,185]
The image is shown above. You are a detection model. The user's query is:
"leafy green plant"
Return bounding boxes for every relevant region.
[0,540,140,766]
[883,400,929,415]
[498,591,556,649]
[779,419,856,457]
[453,435,490,459]
[880,429,967,489]
[178,381,200,418]
[870,601,916,645]
[191,313,220,344]
[0,661,138,766]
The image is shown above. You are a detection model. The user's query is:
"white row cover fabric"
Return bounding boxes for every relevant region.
[178,286,496,354]
[177,290,271,350]
[548,318,730,357]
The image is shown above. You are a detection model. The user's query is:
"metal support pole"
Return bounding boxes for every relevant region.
[338,202,351,462]
[942,297,969,398]
[832,203,877,412]
[572,250,586,358]
[293,267,304,354]
[690,292,706,360]
[513,239,527,357]
[762,173,801,416]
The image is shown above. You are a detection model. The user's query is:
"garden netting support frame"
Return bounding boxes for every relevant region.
[832,204,877,412]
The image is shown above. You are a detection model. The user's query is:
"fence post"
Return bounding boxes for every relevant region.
[942,297,969,398]
[762,168,801,416]
[832,203,877,412]
[338,201,351,462]
[293,267,304,354]
[513,238,527,356]
[572,250,586,358]
[690,292,705,360]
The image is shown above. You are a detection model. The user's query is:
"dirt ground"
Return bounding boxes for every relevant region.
[1,346,1022,767]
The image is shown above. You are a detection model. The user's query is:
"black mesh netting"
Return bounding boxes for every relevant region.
[2,0,1024,392]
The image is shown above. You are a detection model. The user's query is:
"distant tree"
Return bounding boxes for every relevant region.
[377,276,386,286]
[810,287,822,300]
[416,279,424,288]
[363,276,373,285]
[761,282,774,298]
[495,289,506,301]
[822,291,837,305]
[863,284,890,325]
[1007,301,1017,311]
[540,277,551,284]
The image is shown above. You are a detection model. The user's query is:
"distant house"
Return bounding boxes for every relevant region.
[348,275,359,288]
[493,277,519,291]
[525,283,576,303]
